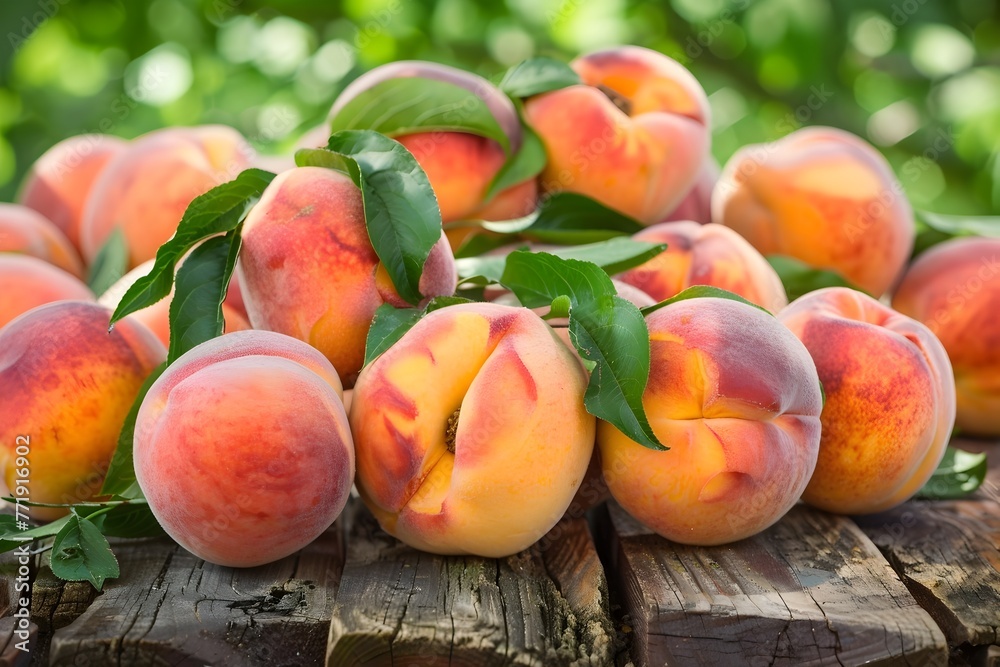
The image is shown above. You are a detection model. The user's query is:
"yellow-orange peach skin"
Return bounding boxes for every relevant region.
[892,237,1000,436]
[350,302,596,557]
[779,287,956,514]
[81,125,252,267]
[525,46,710,223]
[0,203,85,278]
[17,134,128,253]
[0,301,165,520]
[237,166,457,388]
[713,126,914,297]
[134,331,353,567]
[0,255,95,328]
[598,297,823,545]
[616,221,788,312]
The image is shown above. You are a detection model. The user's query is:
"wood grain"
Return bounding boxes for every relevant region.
[598,501,948,667]
[327,501,616,666]
[856,439,1000,650]
[45,522,343,667]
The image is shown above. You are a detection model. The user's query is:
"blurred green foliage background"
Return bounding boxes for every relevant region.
[0,0,997,215]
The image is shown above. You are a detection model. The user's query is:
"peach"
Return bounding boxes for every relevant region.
[0,301,165,520]
[616,221,788,312]
[0,255,94,328]
[713,126,914,297]
[892,238,1000,436]
[663,159,718,224]
[237,166,457,388]
[134,330,353,567]
[779,287,956,514]
[0,203,85,278]
[350,302,595,557]
[598,297,823,545]
[17,134,128,252]
[329,62,537,230]
[99,259,251,348]
[80,125,253,268]
[524,46,710,223]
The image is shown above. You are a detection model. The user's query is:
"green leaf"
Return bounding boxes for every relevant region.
[0,514,72,554]
[87,227,129,295]
[499,57,581,98]
[100,503,164,539]
[917,211,1000,238]
[641,285,773,317]
[329,78,510,153]
[455,237,664,283]
[766,255,865,301]
[167,226,242,364]
[520,193,645,244]
[453,231,518,259]
[101,362,167,499]
[109,168,275,326]
[483,122,546,202]
[916,446,989,500]
[50,515,119,590]
[363,304,424,367]
[500,251,664,450]
[298,131,443,306]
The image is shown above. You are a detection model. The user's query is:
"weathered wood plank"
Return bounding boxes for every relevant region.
[598,501,947,666]
[46,521,344,666]
[29,566,95,666]
[327,500,616,666]
[856,440,1000,650]
[0,545,34,667]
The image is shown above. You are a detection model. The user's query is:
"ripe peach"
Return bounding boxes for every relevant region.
[99,259,250,348]
[350,302,595,557]
[713,126,914,297]
[329,62,537,228]
[0,255,94,328]
[598,297,823,545]
[524,46,710,223]
[0,203,85,278]
[779,287,956,514]
[616,221,788,312]
[134,331,353,567]
[892,238,1000,436]
[17,134,128,252]
[663,159,718,224]
[0,301,165,520]
[237,166,457,388]
[80,125,252,268]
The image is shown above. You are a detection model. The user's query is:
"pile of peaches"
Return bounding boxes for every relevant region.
[2,46,997,569]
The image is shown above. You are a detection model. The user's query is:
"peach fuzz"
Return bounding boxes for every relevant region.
[237,166,457,388]
[329,61,536,233]
[80,125,252,268]
[616,221,788,312]
[134,331,353,567]
[598,297,823,545]
[350,302,595,557]
[779,287,956,514]
[524,46,710,224]
[713,126,914,297]
[17,134,128,252]
[99,259,250,348]
[0,301,165,520]
[663,159,718,224]
[0,203,85,278]
[0,255,95,328]
[892,237,1000,436]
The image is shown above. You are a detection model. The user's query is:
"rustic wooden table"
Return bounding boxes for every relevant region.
[2,438,997,667]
